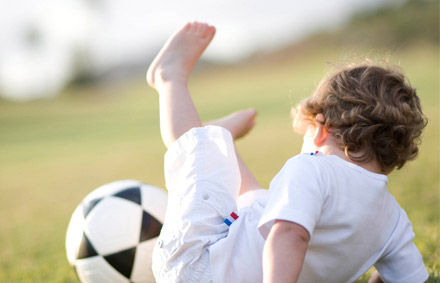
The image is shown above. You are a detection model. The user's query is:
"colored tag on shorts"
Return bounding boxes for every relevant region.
[310,151,319,155]
[224,212,239,226]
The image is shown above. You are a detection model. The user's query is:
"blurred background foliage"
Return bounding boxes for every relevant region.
[0,0,438,282]
[341,0,439,46]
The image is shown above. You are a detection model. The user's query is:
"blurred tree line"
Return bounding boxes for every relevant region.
[344,0,439,47]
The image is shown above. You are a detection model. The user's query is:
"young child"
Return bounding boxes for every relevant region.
[146,22,429,283]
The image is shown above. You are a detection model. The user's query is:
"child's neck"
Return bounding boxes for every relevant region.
[319,137,386,175]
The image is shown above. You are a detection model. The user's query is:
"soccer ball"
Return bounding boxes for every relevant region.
[66,180,167,282]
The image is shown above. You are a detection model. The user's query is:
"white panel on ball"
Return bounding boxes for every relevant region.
[140,184,168,223]
[85,197,143,255]
[75,256,130,283]
[66,205,85,265]
[130,238,157,283]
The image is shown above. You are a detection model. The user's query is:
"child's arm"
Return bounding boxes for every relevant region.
[263,220,310,283]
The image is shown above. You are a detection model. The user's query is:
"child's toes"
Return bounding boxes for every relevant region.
[192,21,201,32]
[183,22,192,31]
[202,26,215,39]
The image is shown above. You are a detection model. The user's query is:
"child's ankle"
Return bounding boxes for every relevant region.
[155,80,188,95]
[155,71,188,88]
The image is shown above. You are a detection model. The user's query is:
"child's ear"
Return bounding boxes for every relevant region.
[313,114,327,147]
[313,126,328,147]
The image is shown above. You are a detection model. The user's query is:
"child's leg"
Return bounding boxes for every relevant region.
[147,21,262,196]
[147,22,215,148]
[236,153,262,194]
[204,109,262,195]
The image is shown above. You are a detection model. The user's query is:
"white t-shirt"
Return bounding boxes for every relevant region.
[211,152,428,283]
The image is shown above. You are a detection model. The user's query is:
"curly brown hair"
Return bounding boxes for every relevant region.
[294,62,427,173]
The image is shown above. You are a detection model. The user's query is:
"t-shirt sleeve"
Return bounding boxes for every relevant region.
[258,154,327,238]
[374,209,429,283]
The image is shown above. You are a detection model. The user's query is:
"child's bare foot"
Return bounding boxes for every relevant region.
[146,22,216,89]
[205,108,258,139]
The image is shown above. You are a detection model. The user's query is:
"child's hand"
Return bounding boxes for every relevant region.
[368,271,384,283]
[368,270,428,283]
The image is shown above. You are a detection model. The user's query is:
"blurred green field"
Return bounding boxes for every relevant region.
[0,40,438,282]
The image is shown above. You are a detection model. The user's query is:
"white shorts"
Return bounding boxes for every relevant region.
[152,126,242,283]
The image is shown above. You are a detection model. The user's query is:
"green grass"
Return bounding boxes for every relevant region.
[0,43,438,282]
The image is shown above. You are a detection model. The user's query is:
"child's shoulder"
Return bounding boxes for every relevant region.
[283,151,328,173]
[287,151,326,164]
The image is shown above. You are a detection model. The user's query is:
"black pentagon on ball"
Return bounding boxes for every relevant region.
[113,187,142,205]
[76,232,98,259]
[140,210,162,242]
[104,247,137,279]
